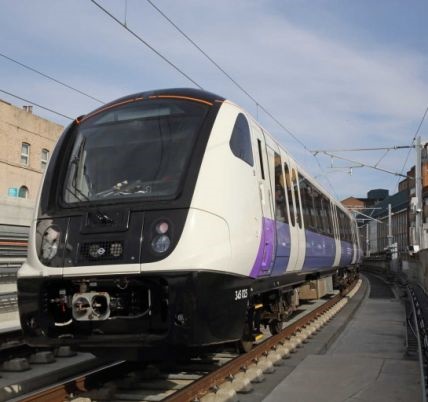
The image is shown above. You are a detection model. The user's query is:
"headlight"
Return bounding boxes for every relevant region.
[41,226,60,262]
[88,244,101,259]
[155,221,169,234]
[151,234,171,253]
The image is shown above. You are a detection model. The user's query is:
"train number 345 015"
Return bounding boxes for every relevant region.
[234,288,248,301]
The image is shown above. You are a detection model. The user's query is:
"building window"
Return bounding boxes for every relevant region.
[41,148,49,171]
[21,143,30,165]
[18,186,29,199]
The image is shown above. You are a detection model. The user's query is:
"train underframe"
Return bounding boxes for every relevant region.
[17,266,358,360]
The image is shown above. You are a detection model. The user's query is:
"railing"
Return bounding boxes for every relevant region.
[408,285,428,402]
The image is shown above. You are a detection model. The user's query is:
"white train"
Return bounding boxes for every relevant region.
[18,88,361,358]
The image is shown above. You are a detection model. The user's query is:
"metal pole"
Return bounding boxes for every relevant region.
[366,223,370,256]
[388,203,393,249]
[416,136,422,249]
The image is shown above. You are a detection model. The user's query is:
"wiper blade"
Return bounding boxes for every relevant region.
[65,187,113,224]
[94,180,152,198]
[64,138,113,224]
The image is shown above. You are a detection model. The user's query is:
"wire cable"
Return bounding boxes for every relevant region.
[90,0,337,196]
[89,0,203,90]
[0,89,73,120]
[0,52,104,104]
[144,0,308,150]
[396,104,428,190]
[144,0,336,195]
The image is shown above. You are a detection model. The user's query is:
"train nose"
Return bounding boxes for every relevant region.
[72,292,111,321]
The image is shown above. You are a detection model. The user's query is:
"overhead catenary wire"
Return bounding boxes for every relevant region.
[89,0,203,90]
[144,0,308,151]
[396,104,428,189]
[0,52,104,104]
[320,151,411,179]
[92,0,337,196]
[0,89,73,120]
[311,145,414,153]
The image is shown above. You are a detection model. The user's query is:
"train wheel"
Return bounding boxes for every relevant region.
[239,324,254,353]
[268,319,283,335]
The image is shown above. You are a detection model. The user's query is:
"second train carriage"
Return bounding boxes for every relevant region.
[17,88,361,357]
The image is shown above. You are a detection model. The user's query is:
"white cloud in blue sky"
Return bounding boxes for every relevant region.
[0,0,427,199]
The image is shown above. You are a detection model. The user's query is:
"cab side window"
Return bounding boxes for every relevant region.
[230,113,254,166]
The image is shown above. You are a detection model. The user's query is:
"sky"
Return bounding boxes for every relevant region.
[0,0,427,200]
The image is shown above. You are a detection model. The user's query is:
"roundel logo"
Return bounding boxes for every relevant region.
[97,247,106,256]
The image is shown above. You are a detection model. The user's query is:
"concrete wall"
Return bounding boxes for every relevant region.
[364,252,428,294]
[0,195,34,226]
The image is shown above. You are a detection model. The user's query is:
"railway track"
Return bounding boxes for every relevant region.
[0,261,22,283]
[407,285,428,402]
[0,292,17,312]
[16,278,362,402]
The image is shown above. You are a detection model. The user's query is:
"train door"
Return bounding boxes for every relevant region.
[350,220,358,264]
[330,202,341,266]
[282,155,306,272]
[250,122,275,276]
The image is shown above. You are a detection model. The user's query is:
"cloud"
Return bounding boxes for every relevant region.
[0,0,427,199]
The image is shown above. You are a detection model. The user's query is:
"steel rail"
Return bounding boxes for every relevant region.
[13,280,359,402]
[0,259,23,282]
[17,360,128,402]
[165,280,358,402]
[408,286,428,402]
[0,292,18,311]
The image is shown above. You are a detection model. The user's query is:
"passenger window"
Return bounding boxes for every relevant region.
[323,197,332,235]
[274,153,288,223]
[312,190,321,232]
[299,176,312,228]
[229,113,254,166]
[292,170,302,228]
[284,162,295,226]
[320,198,328,233]
[257,139,265,180]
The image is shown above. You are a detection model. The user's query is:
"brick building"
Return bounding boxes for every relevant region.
[0,99,63,227]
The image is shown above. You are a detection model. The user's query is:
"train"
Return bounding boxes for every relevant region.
[17,88,361,359]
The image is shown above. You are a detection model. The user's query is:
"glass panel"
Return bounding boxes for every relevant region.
[63,99,209,204]
[274,153,288,223]
[284,162,295,226]
[41,149,49,170]
[299,176,312,228]
[229,113,254,166]
[21,143,30,165]
[312,189,321,232]
[292,169,302,228]
[18,186,28,198]
[257,139,265,180]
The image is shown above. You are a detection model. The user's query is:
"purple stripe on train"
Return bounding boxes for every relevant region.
[339,240,353,266]
[250,217,356,278]
[302,231,335,272]
[249,217,276,278]
[271,221,291,276]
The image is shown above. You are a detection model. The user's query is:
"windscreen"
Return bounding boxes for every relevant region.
[63,98,209,204]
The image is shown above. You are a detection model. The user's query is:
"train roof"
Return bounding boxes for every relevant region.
[82,88,225,120]
[78,88,354,221]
